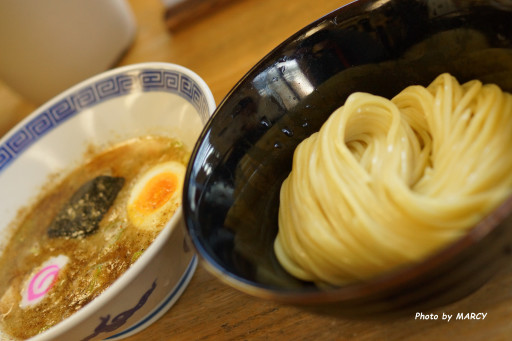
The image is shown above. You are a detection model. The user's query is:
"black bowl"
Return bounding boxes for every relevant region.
[183,0,512,316]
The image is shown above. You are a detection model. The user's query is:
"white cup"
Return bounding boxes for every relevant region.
[0,0,137,104]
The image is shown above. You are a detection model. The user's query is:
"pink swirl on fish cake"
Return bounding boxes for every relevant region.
[21,255,69,308]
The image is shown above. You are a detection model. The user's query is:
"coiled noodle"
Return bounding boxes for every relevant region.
[275,73,512,286]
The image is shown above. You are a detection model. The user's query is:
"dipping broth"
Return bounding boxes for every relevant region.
[0,135,189,339]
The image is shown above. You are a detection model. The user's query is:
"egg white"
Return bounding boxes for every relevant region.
[127,161,186,230]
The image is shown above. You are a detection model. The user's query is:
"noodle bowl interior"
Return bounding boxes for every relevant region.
[0,135,188,339]
[275,73,512,287]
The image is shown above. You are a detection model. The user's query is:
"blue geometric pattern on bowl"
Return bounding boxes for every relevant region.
[0,68,210,172]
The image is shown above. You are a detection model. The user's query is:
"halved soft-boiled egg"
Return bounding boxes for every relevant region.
[127,161,186,230]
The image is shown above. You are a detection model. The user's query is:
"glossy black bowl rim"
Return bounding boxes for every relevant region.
[183,0,512,304]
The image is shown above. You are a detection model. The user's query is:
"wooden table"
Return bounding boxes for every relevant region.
[1,0,511,339]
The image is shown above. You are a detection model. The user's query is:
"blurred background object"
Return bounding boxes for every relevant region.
[0,0,136,105]
[163,0,238,31]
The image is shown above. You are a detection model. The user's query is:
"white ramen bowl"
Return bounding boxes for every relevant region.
[0,62,215,340]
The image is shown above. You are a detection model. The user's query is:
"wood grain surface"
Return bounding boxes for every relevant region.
[0,0,511,340]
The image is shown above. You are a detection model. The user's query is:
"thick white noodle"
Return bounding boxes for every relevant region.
[275,73,512,286]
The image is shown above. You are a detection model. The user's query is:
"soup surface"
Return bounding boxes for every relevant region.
[0,135,189,339]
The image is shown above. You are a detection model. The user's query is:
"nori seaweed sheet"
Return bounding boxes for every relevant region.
[47,175,125,238]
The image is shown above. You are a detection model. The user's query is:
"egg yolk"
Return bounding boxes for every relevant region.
[132,172,178,214]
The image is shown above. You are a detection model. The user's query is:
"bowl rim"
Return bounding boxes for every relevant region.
[0,61,216,175]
